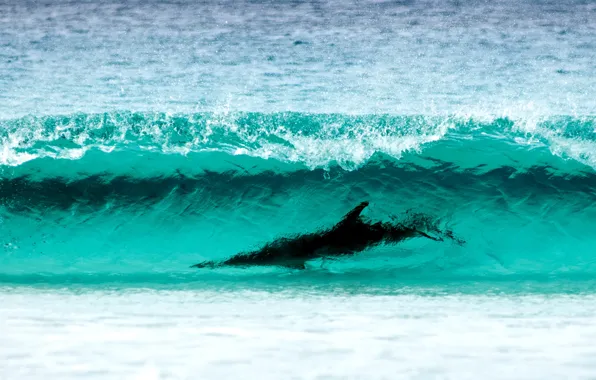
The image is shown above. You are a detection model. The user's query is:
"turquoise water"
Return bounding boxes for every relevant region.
[2,112,596,280]
[1,0,596,378]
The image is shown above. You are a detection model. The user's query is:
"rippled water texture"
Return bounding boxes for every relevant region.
[1,0,594,116]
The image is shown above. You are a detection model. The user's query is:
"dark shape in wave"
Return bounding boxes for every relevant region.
[3,162,596,213]
[191,201,464,269]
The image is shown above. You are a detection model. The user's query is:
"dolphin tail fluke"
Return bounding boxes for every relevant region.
[444,229,466,246]
[414,229,443,242]
[415,228,466,246]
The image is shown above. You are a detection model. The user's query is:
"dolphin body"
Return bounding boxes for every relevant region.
[191,201,460,270]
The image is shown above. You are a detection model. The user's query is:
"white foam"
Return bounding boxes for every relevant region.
[3,289,596,380]
[0,111,594,171]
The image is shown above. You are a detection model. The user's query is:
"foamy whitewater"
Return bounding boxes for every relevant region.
[1,0,595,378]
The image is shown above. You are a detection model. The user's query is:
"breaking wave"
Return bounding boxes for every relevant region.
[2,111,596,284]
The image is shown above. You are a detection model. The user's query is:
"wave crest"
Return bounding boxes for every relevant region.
[2,111,594,173]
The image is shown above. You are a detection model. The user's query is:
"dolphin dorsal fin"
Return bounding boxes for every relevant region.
[340,201,369,224]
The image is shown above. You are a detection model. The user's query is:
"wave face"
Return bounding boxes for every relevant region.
[2,111,596,283]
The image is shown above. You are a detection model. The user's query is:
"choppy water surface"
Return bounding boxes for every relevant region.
[1,0,594,116]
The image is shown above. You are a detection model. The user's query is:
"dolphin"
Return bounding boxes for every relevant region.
[191,201,462,270]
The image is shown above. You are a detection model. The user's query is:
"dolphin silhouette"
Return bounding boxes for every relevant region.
[191,201,463,270]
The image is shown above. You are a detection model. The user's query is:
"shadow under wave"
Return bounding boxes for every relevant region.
[2,158,596,213]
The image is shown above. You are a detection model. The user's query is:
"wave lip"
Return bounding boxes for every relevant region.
[1,111,594,173]
[0,111,451,170]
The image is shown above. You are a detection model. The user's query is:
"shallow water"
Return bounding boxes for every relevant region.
[3,287,596,379]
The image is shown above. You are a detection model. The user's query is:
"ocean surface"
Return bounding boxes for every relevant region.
[1,0,595,378]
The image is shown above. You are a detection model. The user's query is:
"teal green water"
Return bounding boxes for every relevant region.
[2,1,596,378]
[2,112,596,283]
